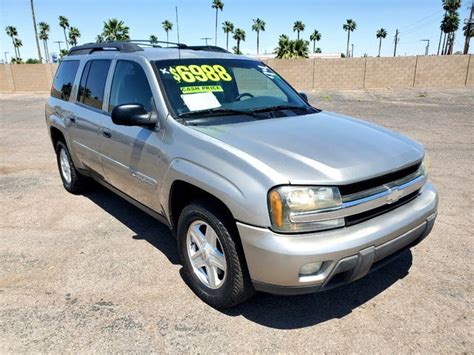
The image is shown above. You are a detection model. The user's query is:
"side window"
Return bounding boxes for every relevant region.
[51,60,79,101]
[77,60,111,110]
[108,61,154,113]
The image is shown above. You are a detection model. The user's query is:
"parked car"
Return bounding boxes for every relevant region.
[45,41,438,308]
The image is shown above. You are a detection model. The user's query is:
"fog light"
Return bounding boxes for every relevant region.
[300,262,323,276]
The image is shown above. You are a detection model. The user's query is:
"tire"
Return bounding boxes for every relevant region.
[55,141,88,194]
[177,201,254,308]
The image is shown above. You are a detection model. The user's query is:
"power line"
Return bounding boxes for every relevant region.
[398,9,443,32]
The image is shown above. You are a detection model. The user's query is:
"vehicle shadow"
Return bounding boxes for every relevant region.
[83,184,180,265]
[84,184,413,329]
[221,251,413,329]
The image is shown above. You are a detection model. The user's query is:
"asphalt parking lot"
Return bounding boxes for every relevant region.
[1,88,472,352]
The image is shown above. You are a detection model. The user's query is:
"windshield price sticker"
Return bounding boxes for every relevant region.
[181,85,224,94]
[165,64,233,83]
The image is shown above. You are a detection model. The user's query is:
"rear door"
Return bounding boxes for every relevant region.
[68,59,112,176]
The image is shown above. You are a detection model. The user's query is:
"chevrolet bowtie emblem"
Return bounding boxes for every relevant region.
[386,188,403,204]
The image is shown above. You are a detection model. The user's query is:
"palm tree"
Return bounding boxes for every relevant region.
[102,19,130,41]
[38,22,50,63]
[5,26,19,59]
[463,18,474,54]
[343,19,357,57]
[222,21,234,51]
[162,20,173,45]
[68,27,80,46]
[252,18,266,55]
[96,34,104,43]
[442,11,460,55]
[309,30,321,53]
[440,0,461,55]
[275,35,309,59]
[149,34,158,44]
[376,28,387,57]
[212,0,224,46]
[293,21,305,40]
[30,0,42,63]
[14,38,23,61]
[294,39,309,58]
[233,28,246,54]
[59,16,70,50]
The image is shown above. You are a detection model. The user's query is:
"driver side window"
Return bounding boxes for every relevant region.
[108,61,154,113]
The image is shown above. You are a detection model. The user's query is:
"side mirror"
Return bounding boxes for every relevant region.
[299,92,309,103]
[111,104,158,128]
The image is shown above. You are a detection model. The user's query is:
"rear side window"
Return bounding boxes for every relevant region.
[77,60,111,110]
[51,60,79,101]
[108,61,154,113]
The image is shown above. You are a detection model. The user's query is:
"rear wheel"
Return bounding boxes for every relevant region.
[177,202,254,308]
[55,141,88,194]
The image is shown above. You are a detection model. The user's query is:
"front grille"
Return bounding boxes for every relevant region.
[345,190,419,226]
[339,163,421,196]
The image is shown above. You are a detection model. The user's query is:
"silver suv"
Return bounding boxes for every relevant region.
[46,41,438,308]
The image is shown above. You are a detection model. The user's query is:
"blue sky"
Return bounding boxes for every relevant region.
[0,0,472,61]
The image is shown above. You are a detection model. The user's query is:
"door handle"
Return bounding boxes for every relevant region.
[102,129,112,138]
[69,115,77,124]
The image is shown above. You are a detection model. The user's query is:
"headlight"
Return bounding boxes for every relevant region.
[268,186,344,233]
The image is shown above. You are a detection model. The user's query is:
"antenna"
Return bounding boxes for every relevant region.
[175,6,181,59]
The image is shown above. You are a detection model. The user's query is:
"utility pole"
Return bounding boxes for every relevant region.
[200,37,212,45]
[393,29,399,56]
[421,39,430,55]
[54,41,64,53]
[351,43,354,57]
[4,52,9,64]
[463,1,473,54]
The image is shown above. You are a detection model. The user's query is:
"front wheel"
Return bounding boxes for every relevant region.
[177,202,254,308]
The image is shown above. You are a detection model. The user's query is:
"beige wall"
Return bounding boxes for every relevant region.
[0,56,472,92]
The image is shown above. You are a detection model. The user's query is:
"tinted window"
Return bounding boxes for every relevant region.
[109,61,153,113]
[51,60,79,101]
[77,60,111,110]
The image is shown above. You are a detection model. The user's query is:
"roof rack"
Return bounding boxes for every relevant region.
[68,40,230,56]
[68,41,143,55]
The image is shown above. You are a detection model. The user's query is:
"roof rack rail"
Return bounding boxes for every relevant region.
[186,45,230,53]
[67,40,230,56]
[128,39,188,49]
[68,41,143,55]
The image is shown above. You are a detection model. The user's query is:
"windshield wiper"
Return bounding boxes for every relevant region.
[179,107,258,118]
[251,104,309,113]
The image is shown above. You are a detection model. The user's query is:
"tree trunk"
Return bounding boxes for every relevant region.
[297,31,300,40]
[346,31,351,57]
[215,9,218,46]
[166,32,169,46]
[63,28,69,50]
[11,38,18,59]
[313,40,315,53]
[237,39,240,53]
[257,32,260,55]
[378,38,382,57]
[226,32,229,50]
[441,32,447,55]
[437,30,443,55]
[30,0,43,63]
[449,33,455,54]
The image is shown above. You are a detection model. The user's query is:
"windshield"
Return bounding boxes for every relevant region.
[153,58,315,125]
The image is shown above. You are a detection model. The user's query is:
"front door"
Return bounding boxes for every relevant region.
[100,60,163,210]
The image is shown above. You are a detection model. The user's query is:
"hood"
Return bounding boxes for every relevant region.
[192,111,424,185]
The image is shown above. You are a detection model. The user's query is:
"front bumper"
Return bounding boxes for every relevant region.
[237,182,438,295]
